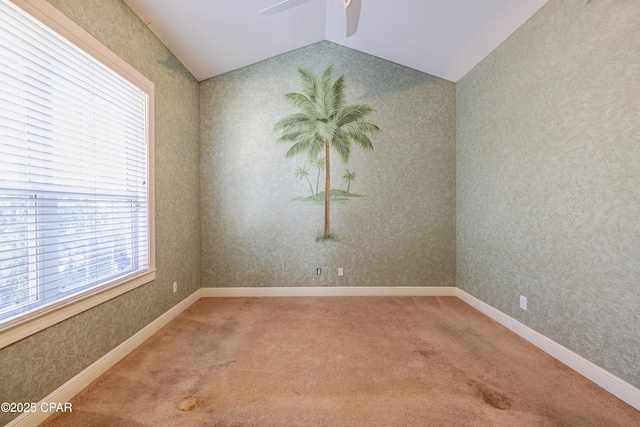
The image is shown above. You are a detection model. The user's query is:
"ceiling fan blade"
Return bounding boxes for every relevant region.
[258,0,313,15]
[344,0,361,37]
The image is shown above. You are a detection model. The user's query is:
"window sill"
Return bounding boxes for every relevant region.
[0,269,156,349]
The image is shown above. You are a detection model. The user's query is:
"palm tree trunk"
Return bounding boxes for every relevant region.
[306,177,314,197]
[324,140,330,236]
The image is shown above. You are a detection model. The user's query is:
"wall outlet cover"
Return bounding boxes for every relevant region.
[520,295,527,310]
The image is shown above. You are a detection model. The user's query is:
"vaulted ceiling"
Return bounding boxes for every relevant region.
[122,0,549,82]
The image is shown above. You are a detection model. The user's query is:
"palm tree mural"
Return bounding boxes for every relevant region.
[295,166,314,196]
[343,169,356,192]
[274,66,379,240]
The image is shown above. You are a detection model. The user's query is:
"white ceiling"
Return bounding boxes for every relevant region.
[122,0,549,82]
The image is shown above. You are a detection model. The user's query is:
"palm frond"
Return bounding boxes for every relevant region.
[337,104,375,125]
[297,68,318,99]
[319,66,335,118]
[321,65,334,81]
[285,133,317,158]
[329,75,346,116]
[283,93,315,116]
[332,136,352,163]
[279,118,315,132]
[338,120,380,136]
[299,68,331,120]
[306,136,325,162]
[274,112,311,128]
[336,123,376,151]
[352,120,380,135]
[278,130,311,143]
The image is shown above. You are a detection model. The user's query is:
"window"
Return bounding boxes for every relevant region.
[0,0,155,338]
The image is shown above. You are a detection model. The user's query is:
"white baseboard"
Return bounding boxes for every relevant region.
[200,286,457,297]
[455,288,640,411]
[7,291,202,427]
[8,286,638,427]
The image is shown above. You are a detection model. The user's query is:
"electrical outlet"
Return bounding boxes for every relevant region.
[173,281,177,293]
[338,267,344,276]
[520,295,527,310]
[316,268,321,275]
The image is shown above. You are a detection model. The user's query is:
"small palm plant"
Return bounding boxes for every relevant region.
[295,166,314,196]
[274,66,379,240]
[343,169,356,193]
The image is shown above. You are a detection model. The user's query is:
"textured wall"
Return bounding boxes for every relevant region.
[0,1,200,424]
[457,0,640,388]
[200,41,456,289]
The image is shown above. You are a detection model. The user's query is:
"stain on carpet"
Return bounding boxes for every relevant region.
[177,396,201,411]
[414,349,437,359]
[466,379,513,410]
[216,360,237,369]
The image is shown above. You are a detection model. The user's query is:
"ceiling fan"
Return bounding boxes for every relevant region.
[258,0,361,37]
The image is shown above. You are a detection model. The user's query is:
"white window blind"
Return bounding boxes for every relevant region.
[0,0,151,326]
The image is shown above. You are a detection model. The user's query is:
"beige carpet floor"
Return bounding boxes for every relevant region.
[41,296,640,426]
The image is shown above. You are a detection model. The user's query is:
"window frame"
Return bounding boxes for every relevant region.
[0,0,156,348]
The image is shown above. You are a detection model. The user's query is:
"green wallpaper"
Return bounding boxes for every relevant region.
[457,0,640,388]
[200,41,456,289]
[0,1,201,424]
[5,0,637,423]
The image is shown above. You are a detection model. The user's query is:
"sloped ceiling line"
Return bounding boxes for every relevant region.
[123,0,549,82]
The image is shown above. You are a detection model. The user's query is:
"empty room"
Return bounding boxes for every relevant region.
[1,0,639,425]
